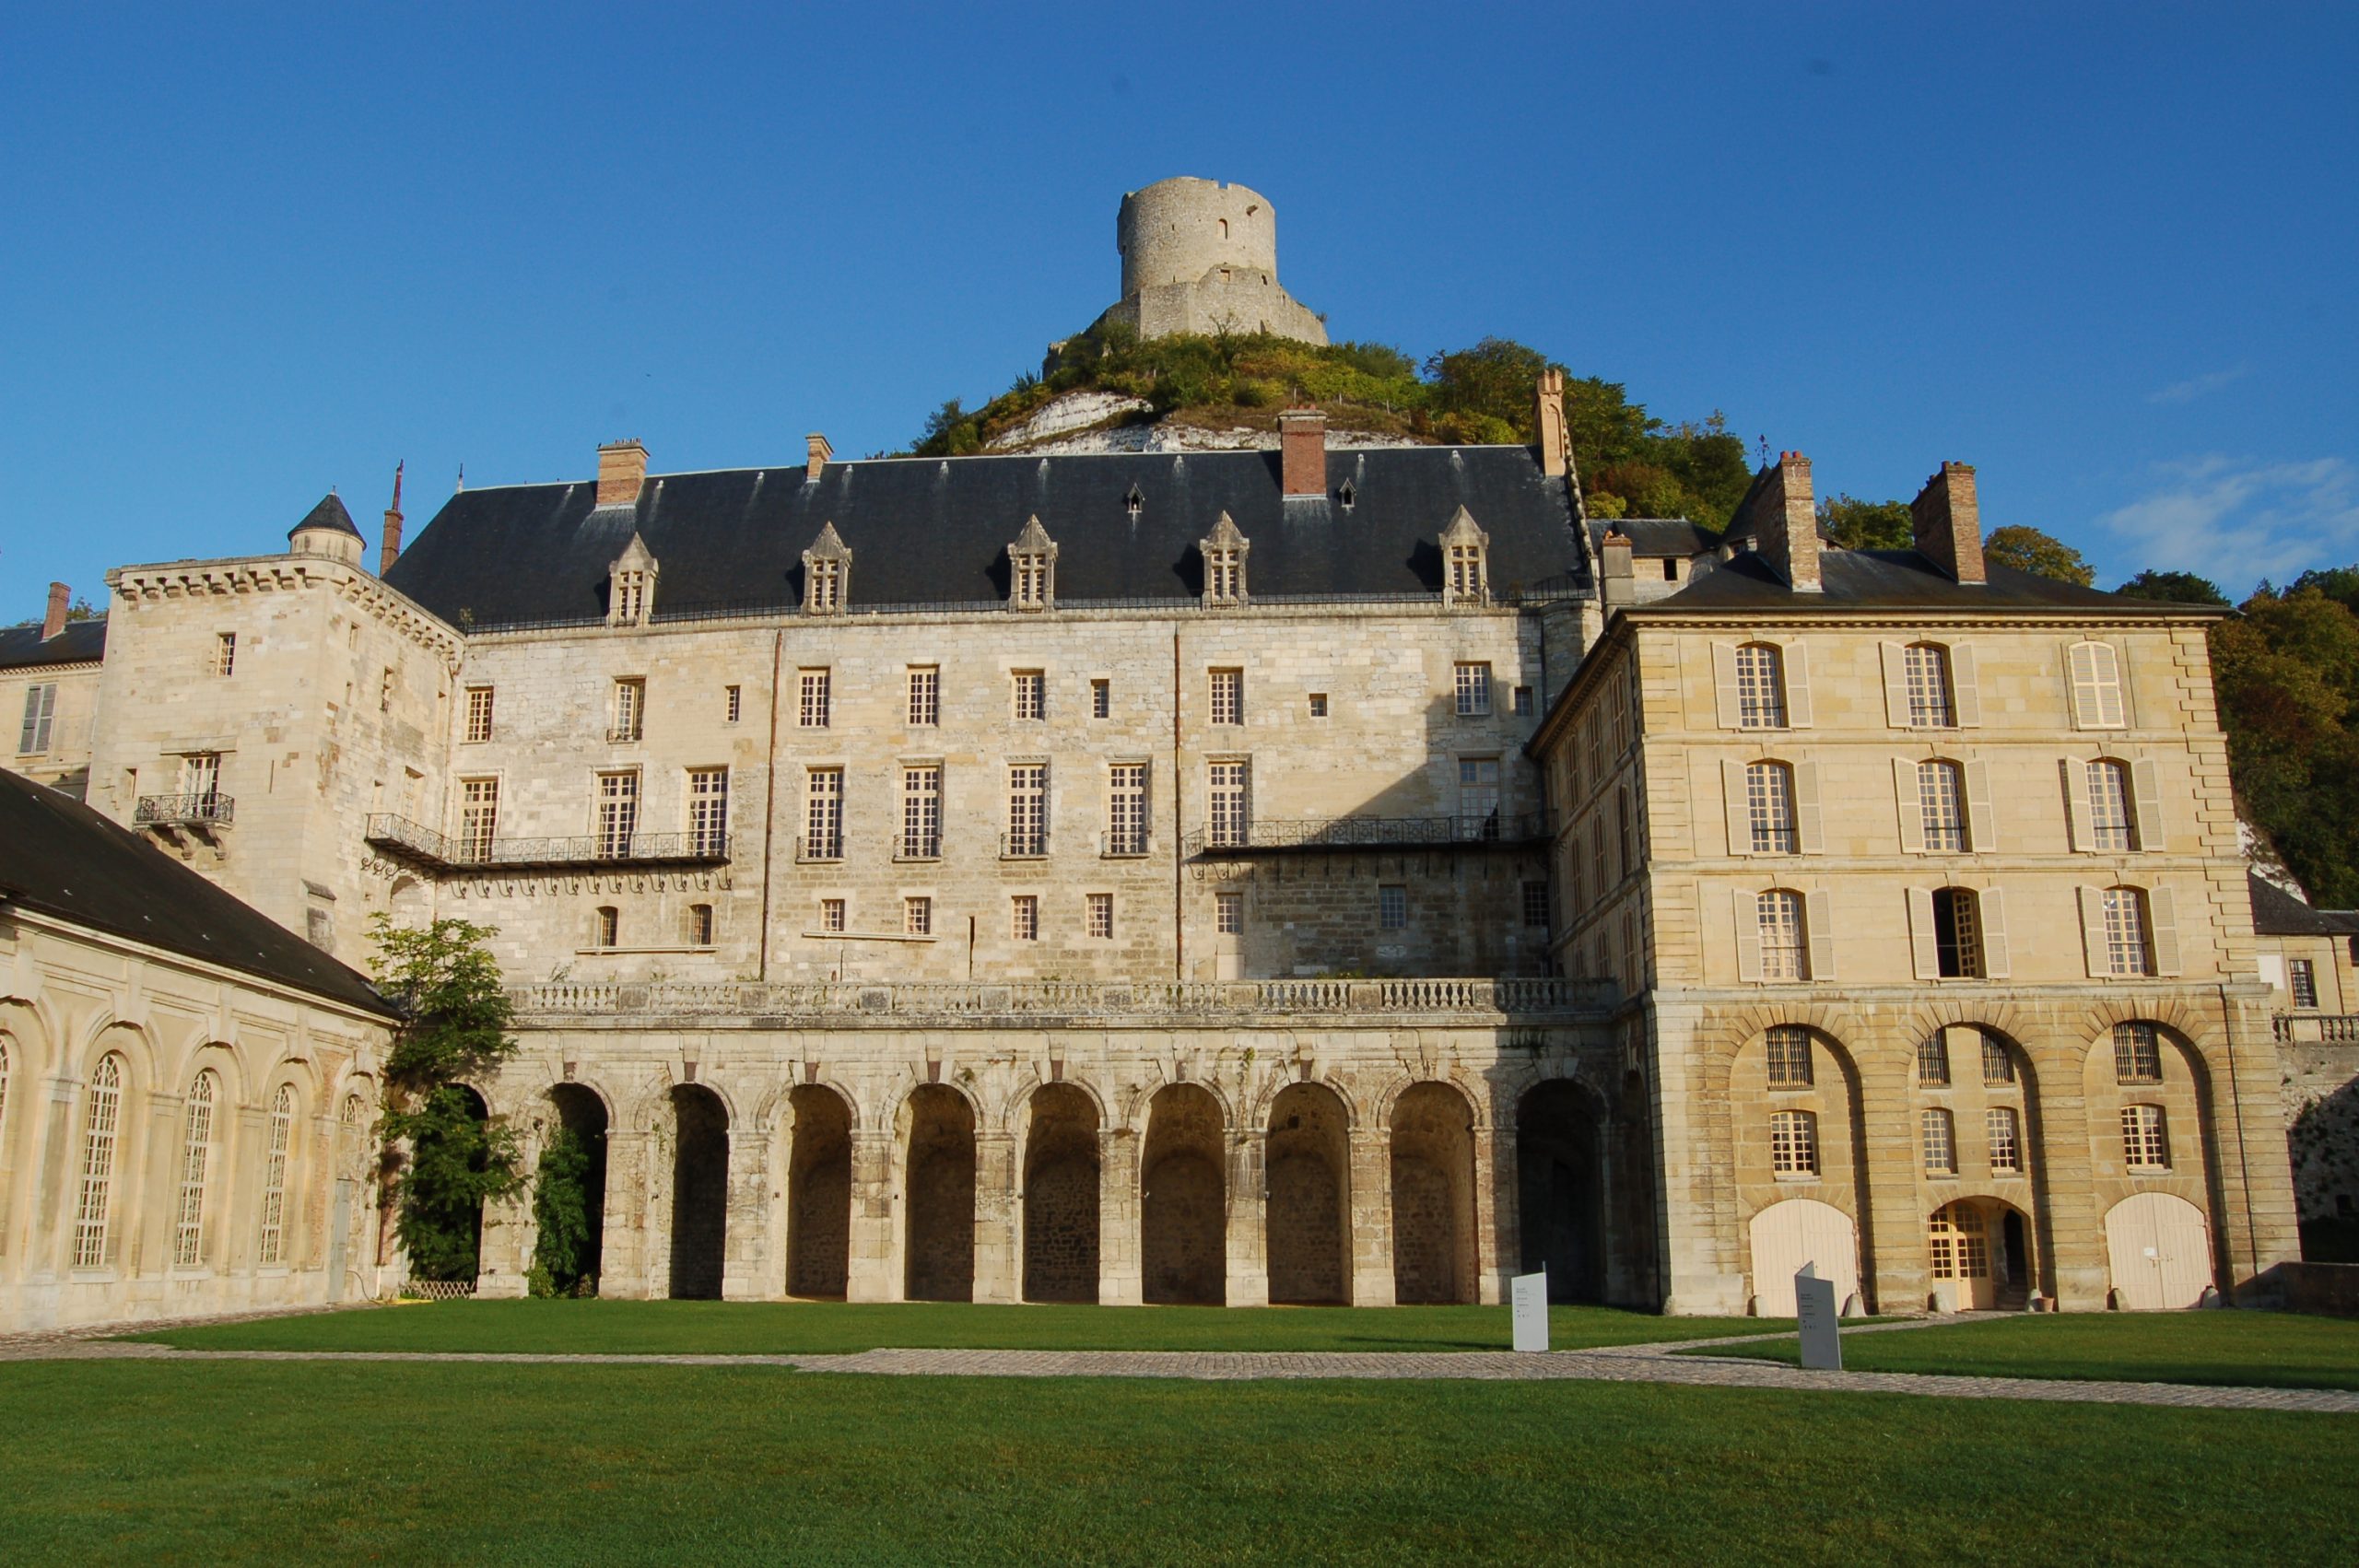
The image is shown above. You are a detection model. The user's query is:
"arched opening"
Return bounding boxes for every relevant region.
[1022,1084,1100,1303]
[532,1084,608,1296]
[1928,1198,2033,1310]
[1749,1198,1860,1316]
[1390,1081,1478,1304]
[666,1084,728,1300]
[903,1084,976,1302]
[1516,1080,1604,1303]
[786,1085,851,1299]
[2104,1191,2213,1308]
[1264,1081,1350,1305]
[404,1082,494,1284]
[1142,1083,1226,1305]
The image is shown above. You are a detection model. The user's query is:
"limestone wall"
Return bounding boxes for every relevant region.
[1,660,101,798]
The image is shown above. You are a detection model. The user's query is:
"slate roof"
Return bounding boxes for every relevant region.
[0,766,394,1017]
[2248,872,2359,938]
[382,446,1586,628]
[0,615,107,672]
[1590,518,1720,556]
[1637,547,2217,614]
[289,492,363,540]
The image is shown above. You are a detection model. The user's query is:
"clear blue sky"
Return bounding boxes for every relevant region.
[4,2,2353,614]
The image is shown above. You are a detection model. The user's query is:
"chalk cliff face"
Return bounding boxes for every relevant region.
[983,389,1427,457]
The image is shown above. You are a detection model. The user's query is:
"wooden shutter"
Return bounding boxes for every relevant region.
[1723,760,1751,856]
[1881,643,1909,726]
[1895,758,1926,852]
[2131,757,2165,852]
[1979,887,2011,978]
[16,688,40,755]
[2149,884,2182,976]
[1793,762,1824,853]
[2079,886,2107,977]
[2061,758,2094,851]
[1733,887,1763,982]
[1712,643,1741,729]
[1785,642,1813,728]
[1952,645,1982,727]
[1907,888,1940,978]
[1963,759,1996,852]
[2066,641,2096,728]
[1804,889,1836,981]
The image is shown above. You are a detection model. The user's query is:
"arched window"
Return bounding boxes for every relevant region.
[2100,888,2154,977]
[1918,760,1968,851]
[173,1071,218,1269]
[1765,1025,1813,1088]
[1746,762,1797,853]
[73,1054,124,1269]
[1735,644,1787,729]
[1988,1106,2023,1173]
[2086,759,2139,850]
[1769,1109,1818,1176]
[258,1083,294,1265]
[2069,641,2126,728]
[1916,1032,1951,1086]
[1932,886,1983,978]
[1904,643,1955,727]
[1756,890,1809,980]
[2121,1104,2170,1169]
[1920,1107,1957,1174]
[2113,1021,2163,1084]
[1980,1031,2015,1084]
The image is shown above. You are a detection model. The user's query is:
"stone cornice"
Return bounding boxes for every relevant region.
[106,554,465,668]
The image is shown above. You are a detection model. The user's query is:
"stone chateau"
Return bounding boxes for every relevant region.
[2,178,2349,1330]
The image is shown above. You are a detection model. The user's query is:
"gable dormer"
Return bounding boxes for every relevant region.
[1199,510,1250,608]
[1439,506,1489,606]
[1007,515,1058,612]
[608,532,658,627]
[802,521,851,615]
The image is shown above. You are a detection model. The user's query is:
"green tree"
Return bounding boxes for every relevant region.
[2288,566,2359,618]
[1818,494,1916,551]
[527,1128,596,1297]
[370,915,525,1282]
[1424,337,1557,438]
[2114,569,2229,606]
[1983,525,2095,586]
[2211,587,2359,906]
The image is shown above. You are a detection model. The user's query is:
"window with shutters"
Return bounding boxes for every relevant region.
[1011,895,1039,942]
[1905,644,1956,726]
[2102,887,2154,977]
[1921,1108,1958,1174]
[172,1071,217,1269]
[1379,884,1408,930]
[1917,1031,1952,1086]
[1757,891,1808,981]
[904,896,932,936]
[900,766,942,859]
[1747,762,1797,853]
[798,670,830,729]
[2122,1104,2170,1169]
[464,686,494,743]
[1933,887,1982,977]
[1215,890,1244,935]
[803,768,842,860]
[688,768,729,856]
[820,898,846,933]
[1454,661,1493,717]
[2113,1021,2163,1084]
[1982,1031,2016,1085]
[1012,670,1045,721]
[1209,668,1243,725]
[2291,957,2319,1009]
[2069,640,2126,727]
[907,667,939,727]
[1106,764,1148,856]
[593,906,619,948]
[1087,893,1114,940]
[595,772,640,858]
[611,679,645,743]
[1769,1109,1819,1176]
[258,1083,294,1265]
[1919,760,1968,851]
[1007,764,1048,857]
[18,683,57,754]
[73,1054,123,1268]
[2087,760,2138,849]
[1765,1025,1813,1088]
[1736,644,1787,728]
[1988,1107,2023,1174]
[1208,761,1250,848]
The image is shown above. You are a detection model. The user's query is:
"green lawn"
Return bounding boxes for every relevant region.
[1,1363,2351,1565]
[129,1298,1771,1355]
[1688,1310,2359,1390]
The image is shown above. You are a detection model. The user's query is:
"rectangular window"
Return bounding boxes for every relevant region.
[381,667,395,712]
[1765,1025,1813,1088]
[901,766,942,859]
[1087,892,1114,939]
[175,752,220,801]
[1918,1032,1952,1086]
[908,667,939,727]
[725,685,742,725]
[804,768,842,860]
[594,907,619,948]
[1982,1032,2015,1085]
[1454,661,1492,717]
[1919,762,1967,851]
[18,683,57,755]
[820,898,846,933]
[1013,670,1046,721]
[2122,1105,2170,1169]
[215,632,236,677]
[2070,641,2127,728]
[1208,761,1250,848]
[1933,888,1982,979]
[1769,1109,1818,1176]
[595,772,640,858]
[1747,763,1796,854]
[2088,761,2138,851]
[1379,883,1408,930]
[611,679,644,743]
[799,669,830,729]
[688,768,729,856]
[1921,1109,1957,1175]
[1905,644,1955,726]
[460,778,499,860]
[688,904,714,945]
[1757,891,1807,982]
[464,686,494,743]
[1522,881,1550,930]
[2291,957,2320,1009]
[1736,644,1785,729]
[1107,763,1148,856]
[1215,890,1244,935]
[1011,895,1039,942]
[2102,888,2153,977]
[1988,1107,2023,1174]
[807,556,841,613]
[1512,685,1533,718]
[1090,678,1110,720]
[1308,693,1329,719]
[2113,1022,2163,1084]
[1459,757,1501,840]
[1209,668,1243,726]
[1007,764,1048,856]
[904,895,932,936]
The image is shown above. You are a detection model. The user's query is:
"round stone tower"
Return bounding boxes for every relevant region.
[1096,176,1327,345]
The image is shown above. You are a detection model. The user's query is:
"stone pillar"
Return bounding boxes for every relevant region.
[135,1089,184,1291]
[2212,991,2303,1298]
[596,1129,653,1299]
[2022,1035,2105,1310]
[1098,1126,1142,1305]
[1471,1114,1508,1305]
[1347,1124,1395,1306]
[973,1129,1020,1304]
[846,1129,898,1302]
[1856,1054,1928,1316]
[475,1180,534,1300]
[721,1109,774,1301]
[1225,1122,1269,1308]
[1648,1000,1746,1315]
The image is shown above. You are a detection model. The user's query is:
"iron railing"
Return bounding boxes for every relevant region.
[1001,828,1050,859]
[1098,829,1150,858]
[1185,813,1551,857]
[796,832,843,863]
[364,813,728,872]
[510,975,1604,1021]
[136,792,235,827]
[892,833,942,861]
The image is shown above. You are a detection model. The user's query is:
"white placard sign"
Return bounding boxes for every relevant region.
[1511,1270,1549,1352]
[1793,1263,1842,1371]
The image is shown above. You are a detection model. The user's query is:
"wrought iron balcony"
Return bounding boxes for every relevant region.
[1001,828,1050,860]
[364,813,728,873]
[135,792,235,828]
[1183,812,1551,858]
[796,832,843,864]
[893,833,942,862]
[1098,829,1150,859]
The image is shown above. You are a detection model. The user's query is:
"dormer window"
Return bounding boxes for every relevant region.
[1337,479,1356,510]
[801,521,851,616]
[1008,515,1059,612]
[1124,484,1144,519]
[606,532,658,627]
[1199,510,1250,608]
[1439,506,1489,606]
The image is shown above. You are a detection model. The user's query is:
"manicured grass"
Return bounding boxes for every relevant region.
[129,1297,1771,1355]
[1,1362,2351,1564]
[1689,1310,2359,1390]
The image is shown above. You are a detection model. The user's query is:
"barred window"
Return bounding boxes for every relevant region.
[461,778,499,860]
[1208,761,1250,849]
[1735,643,1786,729]
[596,772,640,859]
[1013,670,1046,721]
[2113,1021,2163,1084]
[1988,1107,2023,1174]
[1087,893,1114,940]
[1757,891,1808,981]
[1921,1108,1957,1174]
[173,1071,217,1269]
[258,1084,294,1265]
[1769,1109,1818,1176]
[1905,643,1955,727]
[2102,888,2154,977]
[907,667,939,727]
[904,896,932,937]
[1007,764,1048,857]
[798,670,830,730]
[1747,762,1797,853]
[73,1053,123,1268]
[1455,661,1493,717]
[901,766,942,859]
[1011,895,1039,942]
[1917,1031,1951,1086]
[464,686,494,743]
[1981,1031,2015,1085]
[2291,957,2319,1010]
[1379,884,1408,930]
[1209,669,1243,726]
[2122,1104,2170,1169]
[1765,1025,1813,1088]
[688,767,729,856]
[1919,760,1968,851]
[2088,760,2138,850]
[1107,764,1149,856]
[1215,890,1244,935]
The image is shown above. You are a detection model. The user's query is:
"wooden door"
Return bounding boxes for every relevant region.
[2105,1192,2212,1308]
[1749,1199,1860,1316]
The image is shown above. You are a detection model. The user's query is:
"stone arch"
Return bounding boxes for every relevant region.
[536,1082,610,1293]
[1142,1082,1226,1305]
[901,1082,976,1302]
[2077,1013,2222,1262]
[2103,1190,2213,1308]
[1516,1078,1607,1302]
[666,1082,729,1300]
[1265,1080,1351,1305]
[786,1082,853,1298]
[1901,1017,2054,1302]
[1021,1083,1100,1304]
[1372,1067,1494,1134]
[1748,1197,1860,1316]
[1926,1194,2037,1311]
[1718,1018,1875,1311]
[1390,1079,1478,1304]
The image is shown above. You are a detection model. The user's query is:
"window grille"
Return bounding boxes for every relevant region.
[907,667,939,727]
[1917,1032,1952,1086]
[1765,1025,1813,1088]
[1933,887,1982,978]
[1007,764,1048,856]
[173,1071,217,1269]
[1757,891,1807,981]
[2088,760,2138,850]
[1461,757,1501,839]
[612,679,644,742]
[904,896,932,936]
[73,1054,123,1268]
[1735,644,1786,728]
[1929,1203,1989,1280]
[1013,671,1045,721]
[1747,762,1797,853]
[2069,641,2126,727]
[2291,957,2319,1009]
[901,766,942,858]
[1209,669,1244,726]
[1379,884,1408,930]
[1905,644,1955,726]
[724,685,741,725]
[2113,1021,2163,1084]
[1208,761,1250,848]
[688,904,714,945]
[464,686,494,743]
[2102,888,2154,976]
[821,898,846,933]
[1455,661,1493,717]
[798,670,830,729]
[1091,679,1110,720]
[2122,1104,2170,1169]
[804,769,842,860]
[18,683,57,755]
[258,1084,293,1265]
[1769,1109,1818,1176]
[596,772,640,858]
[1921,1107,1957,1174]
[1919,761,1968,851]
[460,778,499,860]
[1988,1107,2023,1173]
[1522,881,1550,930]
[1087,893,1114,940]
[215,632,236,677]
[688,768,730,856]
[1107,764,1148,855]
[1011,895,1039,942]
[1215,891,1244,935]
[1981,1031,2015,1085]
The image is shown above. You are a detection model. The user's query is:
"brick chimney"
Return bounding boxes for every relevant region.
[41,581,69,640]
[1534,369,1567,478]
[1910,462,1985,585]
[379,461,405,576]
[1739,451,1819,592]
[596,439,649,507]
[1279,409,1327,499]
[1599,529,1634,612]
[805,432,832,483]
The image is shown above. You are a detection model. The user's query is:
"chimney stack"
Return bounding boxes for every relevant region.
[1279,409,1327,499]
[1600,529,1634,612]
[1910,462,1985,585]
[41,581,69,641]
[1739,451,1820,592]
[380,461,405,575]
[596,439,650,507]
[805,432,832,483]
[1535,369,1567,478]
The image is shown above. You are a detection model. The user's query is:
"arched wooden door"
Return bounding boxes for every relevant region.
[1748,1198,1860,1316]
[2104,1192,2212,1309]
